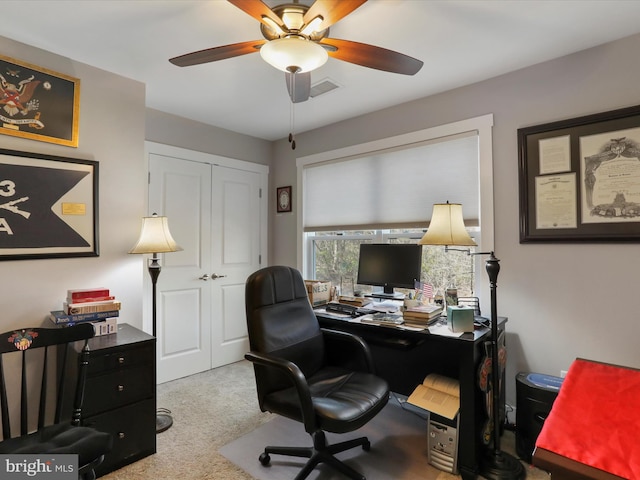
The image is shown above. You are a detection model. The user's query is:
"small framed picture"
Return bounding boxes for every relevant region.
[276,186,292,213]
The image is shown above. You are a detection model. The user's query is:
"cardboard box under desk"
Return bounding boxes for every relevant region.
[304,280,331,306]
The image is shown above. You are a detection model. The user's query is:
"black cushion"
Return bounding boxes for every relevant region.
[264,366,389,434]
[0,423,112,467]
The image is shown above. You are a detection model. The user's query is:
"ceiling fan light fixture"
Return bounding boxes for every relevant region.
[281,8,305,31]
[300,16,324,36]
[260,36,328,73]
[261,15,285,36]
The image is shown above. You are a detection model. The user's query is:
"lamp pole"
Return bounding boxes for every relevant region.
[148,253,161,338]
[479,252,525,480]
[130,214,183,434]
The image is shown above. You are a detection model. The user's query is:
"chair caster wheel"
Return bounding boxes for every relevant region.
[259,452,271,466]
[362,440,371,451]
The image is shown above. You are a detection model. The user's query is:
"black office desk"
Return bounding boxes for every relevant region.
[316,310,506,480]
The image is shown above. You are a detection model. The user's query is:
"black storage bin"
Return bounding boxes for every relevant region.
[515,372,563,463]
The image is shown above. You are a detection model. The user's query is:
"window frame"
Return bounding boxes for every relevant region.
[296,114,495,309]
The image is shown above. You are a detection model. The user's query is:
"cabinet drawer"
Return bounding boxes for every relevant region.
[88,343,154,374]
[84,365,154,416]
[86,398,156,476]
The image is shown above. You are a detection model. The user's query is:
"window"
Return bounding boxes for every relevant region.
[297,115,494,303]
[306,229,478,298]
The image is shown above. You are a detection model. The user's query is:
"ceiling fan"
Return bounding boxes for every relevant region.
[169,0,424,103]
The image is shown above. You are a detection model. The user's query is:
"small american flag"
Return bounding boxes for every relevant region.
[415,281,433,299]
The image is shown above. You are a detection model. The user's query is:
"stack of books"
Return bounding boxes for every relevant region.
[49,287,119,336]
[338,295,372,307]
[403,303,443,326]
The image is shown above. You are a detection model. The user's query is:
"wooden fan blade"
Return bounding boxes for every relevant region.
[169,40,266,67]
[227,0,285,30]
[320,38,423,75]
[303,0,367,31]
[285,71,311,103]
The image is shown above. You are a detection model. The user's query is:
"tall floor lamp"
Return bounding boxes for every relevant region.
[419,202,525,480]
[129,213,183,434]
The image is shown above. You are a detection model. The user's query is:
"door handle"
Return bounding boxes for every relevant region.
[198,274,210,281]
[211,273,227,280]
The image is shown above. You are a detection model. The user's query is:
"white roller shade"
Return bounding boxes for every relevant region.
[303,133,479,231]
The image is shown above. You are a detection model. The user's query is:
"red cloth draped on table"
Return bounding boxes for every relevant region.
[535,358,640,479]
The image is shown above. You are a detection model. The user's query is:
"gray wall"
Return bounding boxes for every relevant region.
[271,33,640,404]
[0,36,148,332]
[0,37,271,337]
[145,108,271,166]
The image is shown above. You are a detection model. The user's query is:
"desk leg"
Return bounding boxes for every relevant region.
[457,343,481,479]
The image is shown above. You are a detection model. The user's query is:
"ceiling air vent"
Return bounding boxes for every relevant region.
[310,79,340,98]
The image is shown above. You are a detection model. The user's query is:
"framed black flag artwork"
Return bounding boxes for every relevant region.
[0,149,98,260]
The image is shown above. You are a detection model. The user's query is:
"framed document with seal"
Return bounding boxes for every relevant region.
[518,104,640,242]
[0,148,98,260]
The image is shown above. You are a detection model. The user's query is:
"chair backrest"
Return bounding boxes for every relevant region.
[245,266,325,401]
[0,323,94,441]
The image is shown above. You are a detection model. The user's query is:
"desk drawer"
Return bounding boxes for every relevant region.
[87,398,156,476]
[88,344,154,374]
[84,365,154,416]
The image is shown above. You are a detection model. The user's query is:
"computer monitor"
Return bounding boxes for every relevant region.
[356,243,423,299]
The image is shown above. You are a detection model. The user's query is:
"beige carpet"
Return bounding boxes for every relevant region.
[100,360,548,479]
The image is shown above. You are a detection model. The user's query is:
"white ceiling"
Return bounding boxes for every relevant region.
[2,0,640,141]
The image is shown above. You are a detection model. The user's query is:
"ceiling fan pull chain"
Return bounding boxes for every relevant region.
[289,73,296,150]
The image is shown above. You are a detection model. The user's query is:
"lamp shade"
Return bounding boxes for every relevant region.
[129,215,183,254]
[260,36,328,73]
[418,202,477,247]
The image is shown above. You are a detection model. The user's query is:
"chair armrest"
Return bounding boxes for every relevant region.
[244,350,315,429]
[321,328,376,374]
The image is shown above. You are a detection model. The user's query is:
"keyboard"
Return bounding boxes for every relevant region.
[325,303,359,316]
[368,313,404,325]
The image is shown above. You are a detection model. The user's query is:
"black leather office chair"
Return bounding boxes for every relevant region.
[245,266,390,480]
[0,323,113,480]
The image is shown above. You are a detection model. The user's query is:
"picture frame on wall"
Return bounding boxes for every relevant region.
[0,148,99,260]
[518,104,640,243]
[0,54,80,147]
[276,186,292,213]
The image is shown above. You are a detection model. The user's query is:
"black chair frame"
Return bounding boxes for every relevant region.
[0,323,112,480]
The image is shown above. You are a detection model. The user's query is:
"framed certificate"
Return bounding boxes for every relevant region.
[518,104,640,242]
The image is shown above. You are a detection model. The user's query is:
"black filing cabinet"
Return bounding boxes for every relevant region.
[81,323,156,477]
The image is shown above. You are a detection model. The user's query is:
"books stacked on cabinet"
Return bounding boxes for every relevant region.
[403,303,443,326]
[49,287,119,336]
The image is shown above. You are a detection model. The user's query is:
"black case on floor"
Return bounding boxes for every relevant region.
[515,372,563,463]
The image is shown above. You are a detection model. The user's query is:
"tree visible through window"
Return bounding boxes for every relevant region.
[309,229,475,298]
